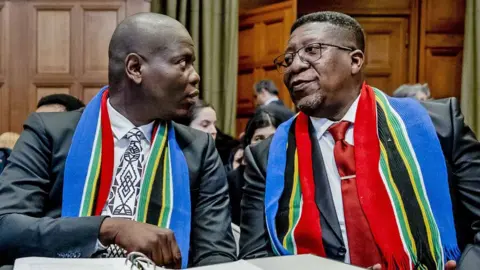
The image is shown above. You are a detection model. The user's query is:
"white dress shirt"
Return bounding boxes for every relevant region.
[96,100,154,251]
[264,96,279,105]
[309,95,360,263]
[107,99,154,185]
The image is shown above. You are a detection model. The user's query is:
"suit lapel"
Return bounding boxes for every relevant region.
[307,121,344,244]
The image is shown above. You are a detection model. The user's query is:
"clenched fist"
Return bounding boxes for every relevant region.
[99,218,182,268]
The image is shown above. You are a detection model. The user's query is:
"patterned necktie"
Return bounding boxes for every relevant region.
[104,127,145,257]
[328,121,381,267]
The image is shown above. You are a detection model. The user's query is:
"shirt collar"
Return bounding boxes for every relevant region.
[310,94,360,140]
[107,99,154,143]
[264,97,279,105]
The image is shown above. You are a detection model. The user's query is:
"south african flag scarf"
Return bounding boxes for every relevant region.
[62,86,191,268]
[265,83,460,269]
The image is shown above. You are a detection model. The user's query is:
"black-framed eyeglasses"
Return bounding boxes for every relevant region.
[273,43,354,73]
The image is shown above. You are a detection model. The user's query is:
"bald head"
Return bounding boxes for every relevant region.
[108,13,191,87]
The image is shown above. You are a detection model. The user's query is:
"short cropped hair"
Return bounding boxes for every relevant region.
[291,11,365,52]
[254,80,279,95]
[37,94,85,111]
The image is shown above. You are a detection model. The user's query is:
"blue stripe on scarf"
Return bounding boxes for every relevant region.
[167,122,191,268]
[62,86,107,217]
[264,117,295,256]
[387,96,460,261]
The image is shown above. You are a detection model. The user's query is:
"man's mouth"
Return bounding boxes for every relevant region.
[187,89,200,99]
[291,80,314,92]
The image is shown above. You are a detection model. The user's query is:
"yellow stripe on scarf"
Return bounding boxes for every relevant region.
[380,142,417,256]
[283,150,300,249]
[143,125,169,221]
[376,96,437,265]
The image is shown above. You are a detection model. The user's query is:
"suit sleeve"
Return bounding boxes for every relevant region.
[189,134,237,266]
[448,99,480,248]
[238,146,274,259]
[0,113,105,264]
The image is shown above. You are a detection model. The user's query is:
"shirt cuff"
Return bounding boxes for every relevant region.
[95,238,108,252]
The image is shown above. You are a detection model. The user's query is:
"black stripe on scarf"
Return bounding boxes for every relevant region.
[377,103,435,269]
[276,118,297,244]
[146,145,167,225]
[90,173,101,216]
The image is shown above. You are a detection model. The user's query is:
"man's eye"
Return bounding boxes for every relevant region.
[284,55,294,65]
[304,45,320,55]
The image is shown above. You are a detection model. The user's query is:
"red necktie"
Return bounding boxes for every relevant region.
[328,121,381,267]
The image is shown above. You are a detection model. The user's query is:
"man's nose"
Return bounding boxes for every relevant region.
[288,53,310,74]
[190,68,200,85]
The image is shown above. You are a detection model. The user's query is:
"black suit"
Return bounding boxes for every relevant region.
[239,98,480,265]
[258,100,295,123]
[0,110,236,266]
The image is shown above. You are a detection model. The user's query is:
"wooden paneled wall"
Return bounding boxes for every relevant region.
[418,0,465,99]
[297,0,465,98]
[236,0,465,135]
[0,0,150,134]
[237,1,296,136]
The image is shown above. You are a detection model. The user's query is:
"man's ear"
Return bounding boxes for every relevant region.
[125,53,143,85]
[350,49,364,75]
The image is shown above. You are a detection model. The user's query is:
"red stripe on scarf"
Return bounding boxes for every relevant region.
[95,90,115,216]
[294,113,326,257]
[354,83,410,269]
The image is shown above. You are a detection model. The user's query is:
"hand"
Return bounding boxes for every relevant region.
[445,260,456,270]
[99,218,181,268]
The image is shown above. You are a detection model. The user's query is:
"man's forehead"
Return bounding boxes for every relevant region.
[287,22,340,49]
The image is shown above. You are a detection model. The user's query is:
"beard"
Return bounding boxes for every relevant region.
[294,92,324,116]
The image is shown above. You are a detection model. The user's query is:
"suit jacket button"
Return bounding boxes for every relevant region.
[338,247,347,256]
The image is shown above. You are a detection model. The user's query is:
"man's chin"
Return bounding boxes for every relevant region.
[295,96,322,116]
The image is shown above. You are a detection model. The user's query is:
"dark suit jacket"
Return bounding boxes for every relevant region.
[0,110,237,266]
[239,98,480,266]
[227,165,245,226]
[258,100,295,123]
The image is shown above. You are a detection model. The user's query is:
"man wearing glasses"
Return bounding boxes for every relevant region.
[239,11,480,269]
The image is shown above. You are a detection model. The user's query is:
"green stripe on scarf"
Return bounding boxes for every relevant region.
[158,146,172,227]
[137,124,168,223]
[80,114,102,217]
[375,89,443,269]
[283,150,302,253]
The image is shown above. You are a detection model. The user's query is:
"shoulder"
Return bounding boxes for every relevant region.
[420,97,457,116]
[245,136,272,170]
[420,98,458,135]
[172,122,211,151]
[24,109,83,137]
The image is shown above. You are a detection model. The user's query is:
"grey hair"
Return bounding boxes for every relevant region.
[393,83,431,98]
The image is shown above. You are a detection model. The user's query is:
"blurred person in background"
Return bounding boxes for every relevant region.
[393,83,431,101]
[186,99,217,140]
[36,94,85,113]
[0,132,20,174]
[179,99,240,165]
[254,80,294,121]
[228,108,288,225]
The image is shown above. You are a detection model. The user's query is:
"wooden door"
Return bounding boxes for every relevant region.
[418,0,465,99]
[0,0,150,134]
[357,17,409,95]
[237,1,295,137]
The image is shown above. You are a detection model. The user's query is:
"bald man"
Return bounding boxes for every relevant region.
[0,13,236,268]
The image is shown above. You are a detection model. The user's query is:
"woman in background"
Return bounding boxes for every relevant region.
[228,108,287,225]
[187,99,218,140]
[180,99,240,165]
